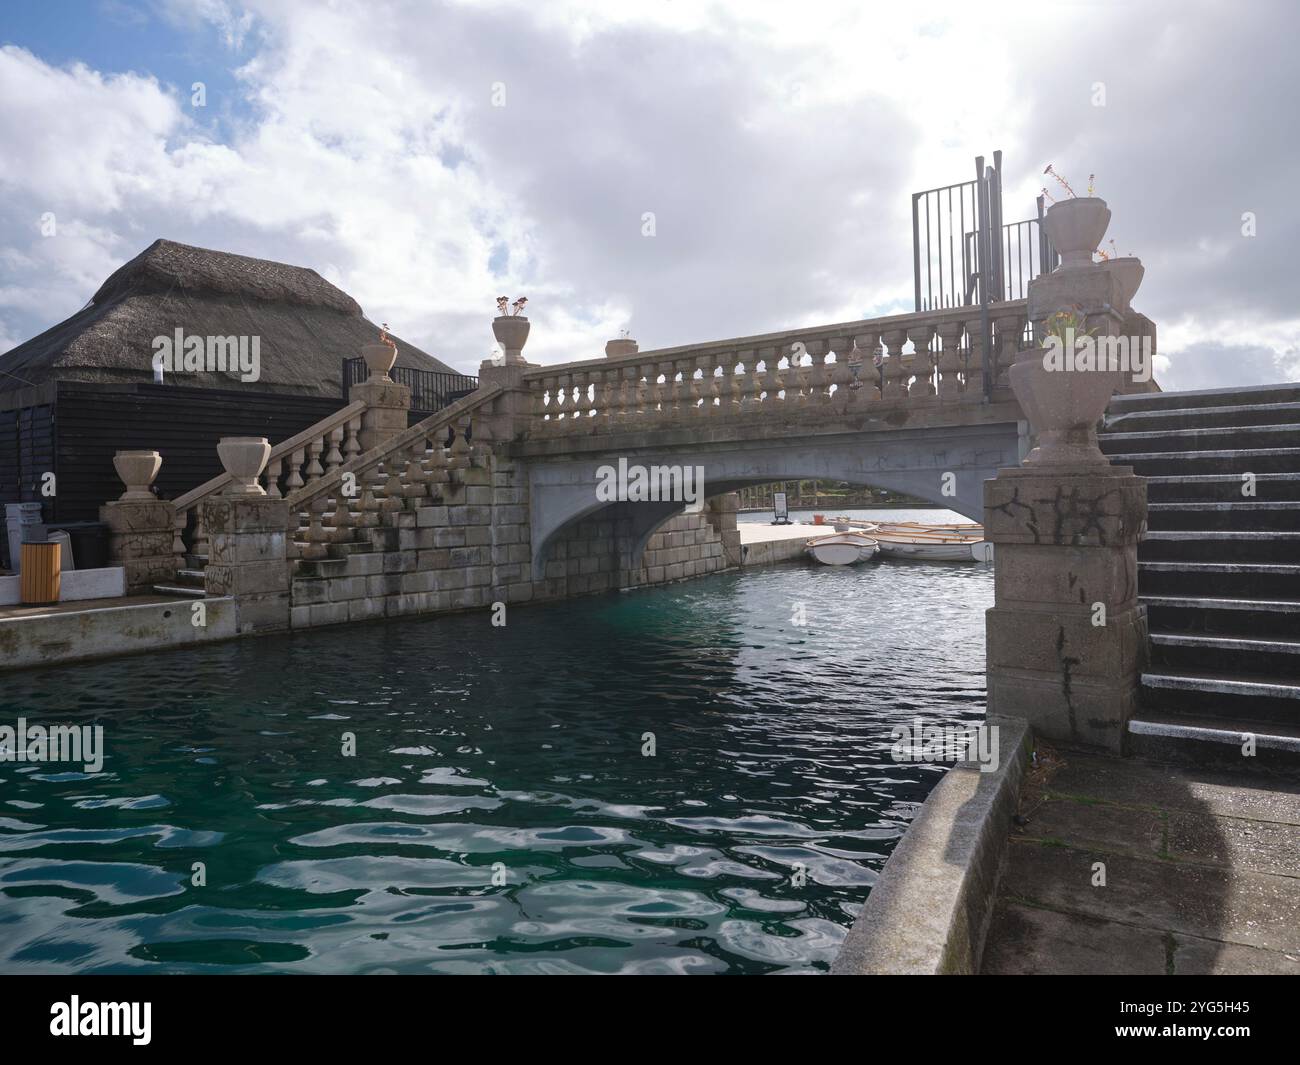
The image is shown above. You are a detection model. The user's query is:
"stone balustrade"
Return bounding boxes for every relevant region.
[282,386,506,559]
[520,301,1031,436]
[170,400,366,564]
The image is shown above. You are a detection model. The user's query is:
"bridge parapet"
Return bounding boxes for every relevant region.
[520,302,1033,438]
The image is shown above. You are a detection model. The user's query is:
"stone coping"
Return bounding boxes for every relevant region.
[831,714,1032,975]
[0,596,237,672]
[0,566,126,607]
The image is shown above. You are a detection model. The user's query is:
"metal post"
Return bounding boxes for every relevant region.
[974,157,993,401]
[912,192,923,312]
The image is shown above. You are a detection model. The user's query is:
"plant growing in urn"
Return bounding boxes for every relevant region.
[493,296,530,364]
[362,322,398,381]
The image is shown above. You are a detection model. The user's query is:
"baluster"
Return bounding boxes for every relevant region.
[761,350,783,411]
[173,510,188,559]
[670,359,688,418]
[740,353,761,413]
[554,373,572,430]
[382,462,405,514]
[851,331,882,405]
[936,320,965,398]
[448,422,472,469]
[264,457,283,498]
[596,367,615,428]
[907,323,937,397]
[193,512,209,562]
[324,426,344,470]
[305,439,325,484]
[428,428,451,485]
[726,353,744,416]
[994,312,1025,388]
[829,349,853,413]
[304,497,329,556]
[697,356,715,416]
[331,494,355,536]
[286,448,305,491]
[965,317,986,392]
[344,416,362,461]
[880,329,908,399]
[685,363,701,417]
[404,450,429,499]
[816,340,837,408]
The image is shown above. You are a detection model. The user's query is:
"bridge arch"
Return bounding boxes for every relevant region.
[525,420,1023,578]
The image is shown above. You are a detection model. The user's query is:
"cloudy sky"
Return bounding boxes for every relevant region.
[1,0,1296,387]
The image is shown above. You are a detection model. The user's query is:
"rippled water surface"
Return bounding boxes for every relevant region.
[1,512,991,974]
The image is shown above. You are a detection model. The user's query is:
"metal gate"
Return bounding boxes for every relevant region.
[912,151,1056,398]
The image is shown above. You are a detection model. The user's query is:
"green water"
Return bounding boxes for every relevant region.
[0,536,992,974]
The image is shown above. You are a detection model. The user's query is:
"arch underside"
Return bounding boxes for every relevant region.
[527,423,1021,579]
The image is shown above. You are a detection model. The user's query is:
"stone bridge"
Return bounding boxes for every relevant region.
[494,302,1039,576]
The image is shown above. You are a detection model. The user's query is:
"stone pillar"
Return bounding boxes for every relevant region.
[706,492,743,566]
[477,360,532,442]
[201,496,291,633]
[351,378,411,452]
[100,448,173,594]
[985,468,1147,751]
[984,196,1149,753]
[100,499,175,594]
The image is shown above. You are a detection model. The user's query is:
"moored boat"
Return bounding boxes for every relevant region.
[872,528,986,561]
[806,532,880,566]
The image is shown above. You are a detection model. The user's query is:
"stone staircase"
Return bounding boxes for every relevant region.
[1100,383,1300,762]
[153,563,207,599]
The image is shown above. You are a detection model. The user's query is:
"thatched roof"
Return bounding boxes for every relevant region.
[0,239,459,396]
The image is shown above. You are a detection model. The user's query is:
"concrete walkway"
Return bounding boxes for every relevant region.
[981,749,1300,974]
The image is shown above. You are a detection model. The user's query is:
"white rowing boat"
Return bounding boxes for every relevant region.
[805,532,880,565]
[872,527,988,562]
[873,519,983,536]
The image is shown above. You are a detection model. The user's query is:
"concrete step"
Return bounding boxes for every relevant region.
[176,568,206,582]
[1145,473,1300,503]
[1141,593,1300,639]
[1105,399,1300,433]
[1106,447,1300,476]
[152,583,206,599]
[1107,382,1300,414]
[1146,500,1300,532]
[1150,631,1300,680]
[1139,561,1300,599]
[1138,530,1300,564]
[1127,713,1300,770]
[1140,669,1300,725]
[1101,423,1300,455]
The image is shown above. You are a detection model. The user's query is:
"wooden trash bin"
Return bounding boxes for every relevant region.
[20,541,61,605]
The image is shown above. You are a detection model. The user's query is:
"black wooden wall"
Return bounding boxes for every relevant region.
[0,383,344,522]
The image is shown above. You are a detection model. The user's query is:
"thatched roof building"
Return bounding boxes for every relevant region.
[0,239,457,396]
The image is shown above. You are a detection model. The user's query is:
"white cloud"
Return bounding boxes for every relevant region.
[0,0,1296,389]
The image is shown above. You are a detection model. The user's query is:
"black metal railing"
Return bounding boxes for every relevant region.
[342,358,479,414]
[913,152,1061,398]
[913,153,1060,311]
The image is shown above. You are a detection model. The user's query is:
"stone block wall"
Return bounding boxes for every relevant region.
[286,454,734,629]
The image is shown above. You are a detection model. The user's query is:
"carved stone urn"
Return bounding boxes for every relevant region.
[362,342,398,381]
[1043,197,1111,271]
[605,337,638,359]
[1100,256,1144,312]
[1009,346,1123,467]
[217,436,272,495]
[493,315,530,364]
[113,450,162,501]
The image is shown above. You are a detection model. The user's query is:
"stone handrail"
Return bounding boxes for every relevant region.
[285,385,506,516]
[520,301,1031,435]
[171,399,367,562]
